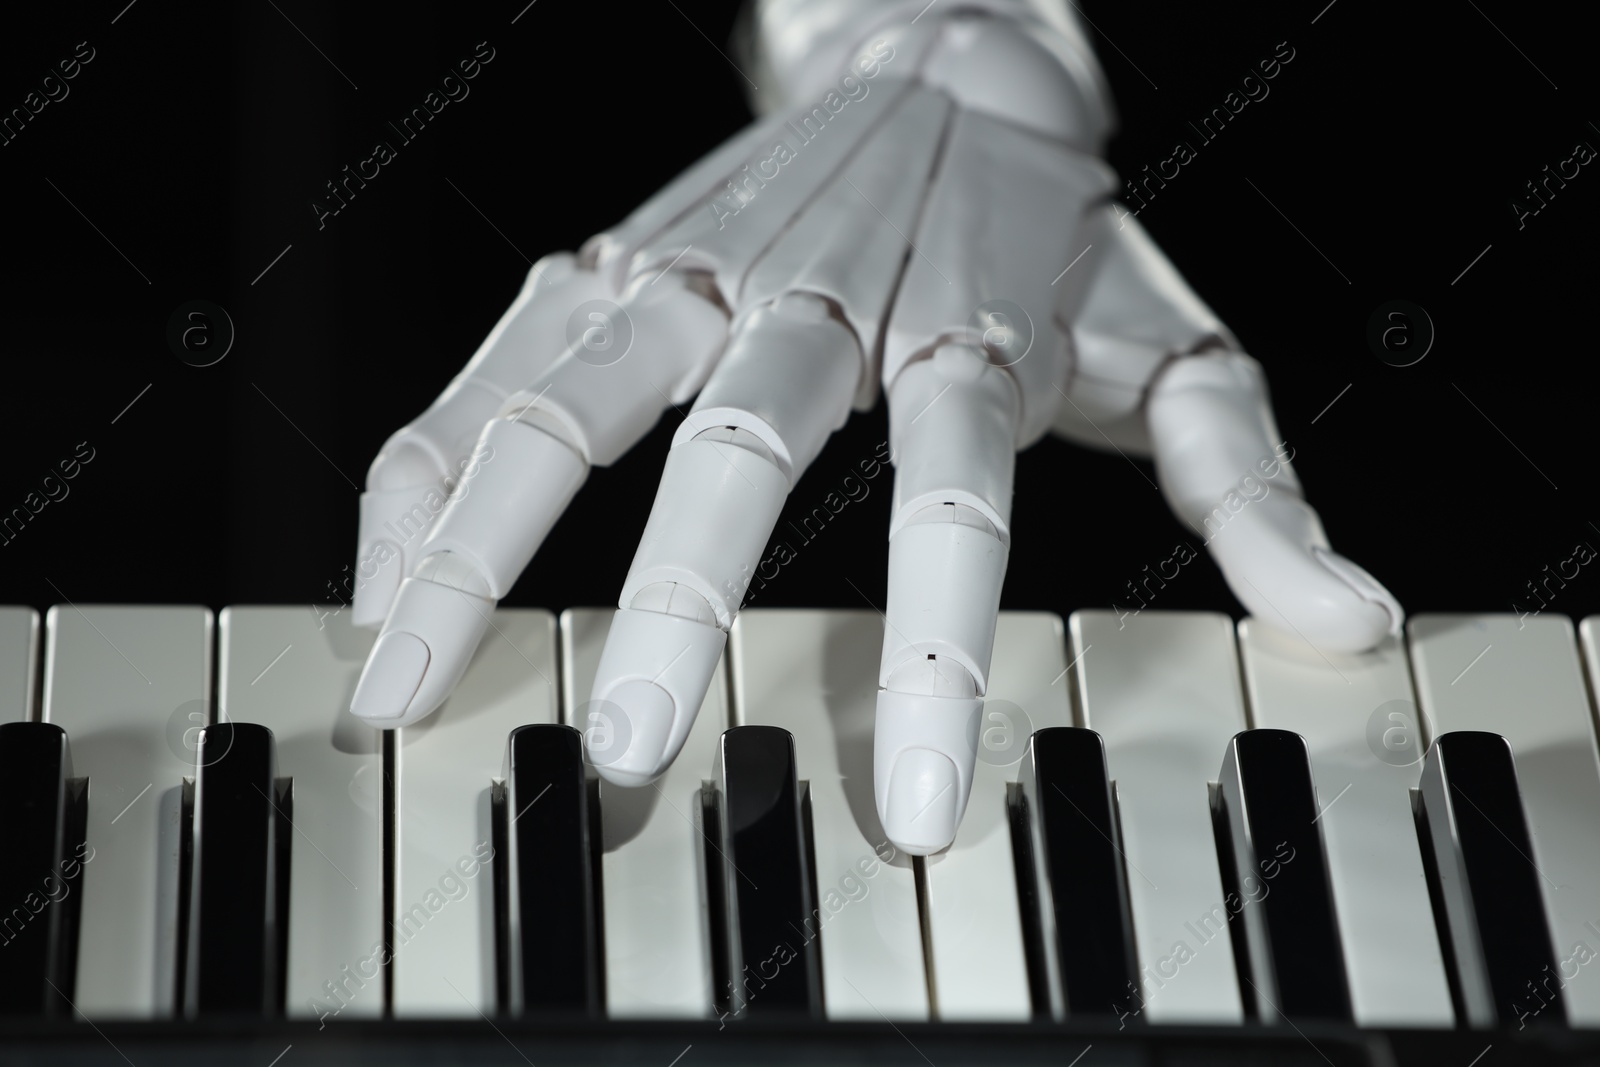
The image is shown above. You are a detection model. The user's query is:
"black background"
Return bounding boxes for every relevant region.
[0,0,1593,631]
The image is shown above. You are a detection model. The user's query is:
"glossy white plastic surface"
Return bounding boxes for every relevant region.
[218,607,385,1020]
[879,515,1008,690]
[349,575,494,728]
[1409,614,1600,1027]
[630,76,911,304]
[1237,619,1453,1026]
[873,683,980,857]
[1149,354,1401,656]
[586,108,806,288]
[886,347,1019,542]
[918,13,1102,146]
[881,106,1113,446]
[354,255,608,627]
[508,273,730,462]
[414,417,588,598]
[42,605,211,1018]
[349,278,729,734]
[1058,207,1229,451]
[592,297,865,788]
[679,293,860,486]
[1069,609,1245,1023]
[740,87,952,411]
[739,1,1109,150]
[615,435,790,631]
[873,342,1022,854]
[586,605,727,789]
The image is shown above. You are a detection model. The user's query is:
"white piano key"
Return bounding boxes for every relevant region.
[1069,610,1245,1024]
[1580,617,1600,749]
[924,612,1070,1020]
[42,604,211,1017]
[1237,621,1452,1026]
[1410,613,1600,1026]
[218,606,385,1021]
[394,608,559,1015]
[728,609,928,1021]
[0,607,39,722]
[1582,617,1600,744]
[560,607,727,1018]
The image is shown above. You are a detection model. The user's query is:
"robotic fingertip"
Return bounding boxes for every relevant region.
[880,746,963,856]
[349,630,433,727]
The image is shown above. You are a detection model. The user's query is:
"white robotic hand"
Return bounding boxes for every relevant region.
[347,0,1401,857]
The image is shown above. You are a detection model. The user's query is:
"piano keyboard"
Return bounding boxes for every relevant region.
[5,604,1600,1053]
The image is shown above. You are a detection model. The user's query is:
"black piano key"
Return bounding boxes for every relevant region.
[1417,730,1562,1028]
[1213,728,1351,1022]
[0,722,87,1017]
[497,724,604,1015]
[707,725,822,1017]
[184,722,287,1017]
[1010,727,1138,1020]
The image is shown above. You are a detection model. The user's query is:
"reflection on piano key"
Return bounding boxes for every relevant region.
[183,722,286,1017]
[394,609,558,1016]
[219,607,385,1021]
[499,724,604,1014]
[560,608,725,1018]
[729,610,928,1020]
[1418,731,1563,1028]
[1215,729,1351,1022]
[0,607,39,723]
[1237,622,1453,1026]
[924,613,1068,1021]
[43,605,210,1017]
[1013,727,1138,1021]
[0,722,86,1017]
[1069,610,1246,1023]
[707,726,823,1016]
[1410,614,1600,1026]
